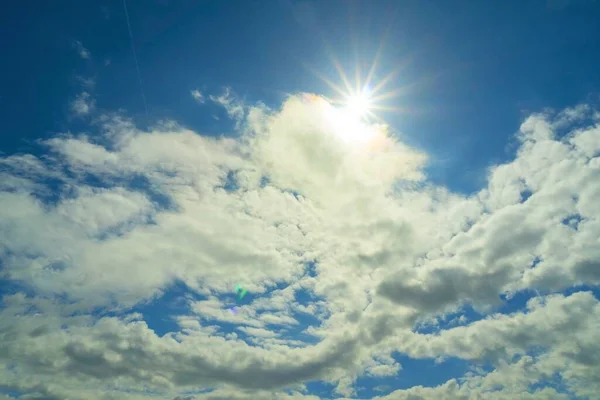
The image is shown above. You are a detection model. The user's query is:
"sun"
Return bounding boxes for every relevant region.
[313,92,381,146]
[301,42,420,125]
[345,91,372,117]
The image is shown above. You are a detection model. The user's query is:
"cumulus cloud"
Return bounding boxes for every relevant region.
[1,91,599,399]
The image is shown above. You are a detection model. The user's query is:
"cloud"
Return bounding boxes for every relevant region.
[210,87,245,126]
[72,40,90,59]
[70,91,96,116]
[1,92,600,399]
[190,89,205,104]
[75,76,96,90]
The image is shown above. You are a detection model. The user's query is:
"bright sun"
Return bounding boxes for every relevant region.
[345,92,372,116]
[318,92,379,145]
[300,41,418,148]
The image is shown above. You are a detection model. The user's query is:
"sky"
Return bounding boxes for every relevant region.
[1,0,600,399]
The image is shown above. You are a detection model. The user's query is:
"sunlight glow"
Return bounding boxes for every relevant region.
[345,91,372,116]
[304,91,389,148]
[301,39,423,129]
[314,95,380,145]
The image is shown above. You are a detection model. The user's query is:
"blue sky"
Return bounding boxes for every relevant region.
[5,0,600,192]
[1,1,600,399]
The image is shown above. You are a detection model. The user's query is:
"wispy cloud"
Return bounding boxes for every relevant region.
[72,40,90,59]
[209,87,245,125]
[70,91,96,116]
[190,89,205,104]
[75,76,96,90]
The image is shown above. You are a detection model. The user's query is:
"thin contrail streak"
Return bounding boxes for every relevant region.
[123,0,149,117]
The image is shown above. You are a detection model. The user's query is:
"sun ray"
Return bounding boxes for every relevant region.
[369,105,410,114]
[371,103,435,117]
[368,70,400,98]
[330,56,355,96]
[370,71,442,104]
[355,61,362,94]
[363,53,381,94]
[293,6,432,128]
[299,60,349,99]
[363,11,396,94]
[367,52,417,97]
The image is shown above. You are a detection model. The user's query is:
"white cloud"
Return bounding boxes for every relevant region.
[1,94,599,399]
[190,89,205,104]
[210,87,245,126]
[70,91,96,116]
[73,40,91,59]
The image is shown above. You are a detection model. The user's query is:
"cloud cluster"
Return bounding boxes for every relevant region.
[0,91,599,399]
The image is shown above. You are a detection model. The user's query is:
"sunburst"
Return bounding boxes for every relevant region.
[294,17,429,127]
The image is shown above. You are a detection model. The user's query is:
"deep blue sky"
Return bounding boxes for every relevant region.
[3,0,600,194]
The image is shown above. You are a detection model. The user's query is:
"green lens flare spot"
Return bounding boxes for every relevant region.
[235,284,248,300]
